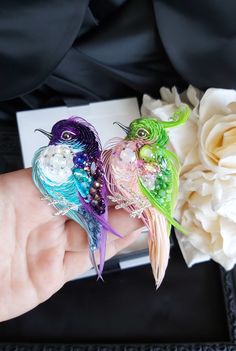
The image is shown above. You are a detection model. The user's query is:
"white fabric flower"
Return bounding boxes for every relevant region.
[199,90,236,174]
[141,86,236,270]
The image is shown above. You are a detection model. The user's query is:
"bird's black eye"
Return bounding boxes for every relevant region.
[137,128,149,139]
[61,131,74,141]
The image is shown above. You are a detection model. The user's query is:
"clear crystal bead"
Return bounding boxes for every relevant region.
[120,147,136,164]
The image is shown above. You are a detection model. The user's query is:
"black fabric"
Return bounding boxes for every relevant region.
[0,0,89,101]
[154,0,236,89]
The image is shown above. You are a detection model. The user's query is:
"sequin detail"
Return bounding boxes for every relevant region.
[38,145,74,184]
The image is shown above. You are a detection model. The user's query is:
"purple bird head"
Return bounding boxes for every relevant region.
[35,116,101,156]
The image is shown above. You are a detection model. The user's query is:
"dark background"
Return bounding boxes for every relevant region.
[0,0,236,344]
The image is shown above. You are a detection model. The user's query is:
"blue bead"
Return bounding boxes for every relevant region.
[74,155,85,166]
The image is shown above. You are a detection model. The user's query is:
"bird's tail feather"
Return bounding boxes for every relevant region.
[65,200,116,279]
[145,208,170,289]
[78,194,122,239]
[77,194,121,278]
[61,208,96,271]
[90,250,103,280]
[98,226,107,276]
[93,211,122,238]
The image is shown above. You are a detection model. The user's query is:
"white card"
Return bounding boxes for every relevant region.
[16,97,140,168]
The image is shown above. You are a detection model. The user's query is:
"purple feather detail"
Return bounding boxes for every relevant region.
[68,116,102,156]
[79,194,122,238]
[76,167,122,276]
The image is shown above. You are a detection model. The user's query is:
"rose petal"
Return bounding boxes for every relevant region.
[200,115,236,173]
[186,85,203,107]
[176,232,210,267]
[199,88,236,123]
[213,178,236,221]
[220,217,236,258]
[219,155,236,168]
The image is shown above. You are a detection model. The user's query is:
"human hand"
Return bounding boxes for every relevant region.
[0,168,142,322]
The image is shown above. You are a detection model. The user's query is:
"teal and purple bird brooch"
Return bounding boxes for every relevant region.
[32,116,119,278]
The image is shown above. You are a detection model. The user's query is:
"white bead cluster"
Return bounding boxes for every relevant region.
[39,145,74,184]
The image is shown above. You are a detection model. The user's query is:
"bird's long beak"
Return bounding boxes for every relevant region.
[34,128,53,140]
[113,122,130,134]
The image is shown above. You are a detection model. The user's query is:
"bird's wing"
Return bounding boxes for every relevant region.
[161,148,180,213]
[72,164,121,238]
[138,148,187,235]
[72,164,105,216]
[72,162,121,276]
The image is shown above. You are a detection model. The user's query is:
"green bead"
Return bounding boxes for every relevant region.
[159,189,166,197]
[139,145,155,162]
[161,159,167,169]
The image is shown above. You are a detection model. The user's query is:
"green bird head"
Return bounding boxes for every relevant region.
[114,105,191,147]
[128,118,168,147]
